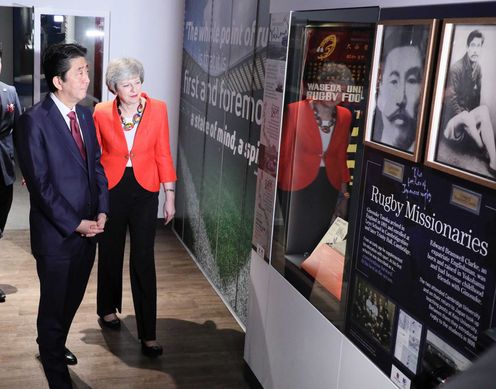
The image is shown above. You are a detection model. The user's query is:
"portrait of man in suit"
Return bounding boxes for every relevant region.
[15,43,109,388]
[372,25,429,153]
[0,45,22,302]
[439,28,496,178]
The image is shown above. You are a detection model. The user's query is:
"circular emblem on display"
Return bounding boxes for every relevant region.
[317,34,337,60]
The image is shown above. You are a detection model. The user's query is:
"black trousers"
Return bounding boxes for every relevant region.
[278,168,339,255]
[97,168,159,341]
[36,240,96,389]
[0,173,13,232]
[0,174,12,302]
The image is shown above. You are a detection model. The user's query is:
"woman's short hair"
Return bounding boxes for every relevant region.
[318,62,353,84]
[105,57,144,93]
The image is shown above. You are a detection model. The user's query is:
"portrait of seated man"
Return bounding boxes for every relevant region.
[438,28,496,179]
[372,25,429,153]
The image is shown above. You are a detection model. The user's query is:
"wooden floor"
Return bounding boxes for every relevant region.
[0,228,257,388]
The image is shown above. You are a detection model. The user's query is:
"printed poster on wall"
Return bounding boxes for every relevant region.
[347,147,496,387]
[252,12,289,261]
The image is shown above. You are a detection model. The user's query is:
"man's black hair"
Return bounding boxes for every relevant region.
[381,25,428,65]
[42,43,87,93]
[466,30,484,46]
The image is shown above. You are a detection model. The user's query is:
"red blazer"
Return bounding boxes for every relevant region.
[278,100,351,191]
[93,93,177,191]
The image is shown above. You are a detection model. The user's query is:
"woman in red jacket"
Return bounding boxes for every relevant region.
[93,58,176,357]
[278,63,352,255]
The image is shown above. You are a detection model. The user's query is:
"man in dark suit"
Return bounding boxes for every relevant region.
[15,43,109,388]
[0,47,22,303]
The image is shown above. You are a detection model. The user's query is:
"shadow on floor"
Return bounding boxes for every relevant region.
[0,284,18,296]
[80,316,261,388]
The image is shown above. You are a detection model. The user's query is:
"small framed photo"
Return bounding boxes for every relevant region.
[364,20,438,161]
[425,18,496,190]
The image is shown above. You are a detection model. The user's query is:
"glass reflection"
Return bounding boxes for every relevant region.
[39,14,104,108]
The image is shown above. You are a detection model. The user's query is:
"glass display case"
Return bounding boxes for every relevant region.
[270,8,376,329]
[251,4,496,389]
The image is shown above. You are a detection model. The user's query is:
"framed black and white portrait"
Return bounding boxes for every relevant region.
[426,18,496,190]
[364,20,438,161]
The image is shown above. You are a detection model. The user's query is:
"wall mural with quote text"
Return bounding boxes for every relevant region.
[174,0,269,324]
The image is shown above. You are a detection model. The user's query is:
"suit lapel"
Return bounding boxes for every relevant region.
[42,97,88,172]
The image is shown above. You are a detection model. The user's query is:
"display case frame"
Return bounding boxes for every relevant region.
[364,19,438,162]
[270,7,378,330]
[425,17,496,190]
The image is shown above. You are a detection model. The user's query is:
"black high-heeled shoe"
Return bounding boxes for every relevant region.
[99,315,121,330]
[141,340,163,358]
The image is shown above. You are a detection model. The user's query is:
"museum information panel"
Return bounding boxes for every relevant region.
[347,147,496,388]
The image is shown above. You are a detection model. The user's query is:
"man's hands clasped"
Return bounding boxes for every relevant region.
[76,213,108,237]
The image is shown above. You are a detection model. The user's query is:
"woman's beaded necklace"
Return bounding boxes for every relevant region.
[312,105,336,134]
[118,100,144,131]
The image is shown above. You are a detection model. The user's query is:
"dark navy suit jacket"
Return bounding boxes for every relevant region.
[15,96,109,256]
[0,81,22,186]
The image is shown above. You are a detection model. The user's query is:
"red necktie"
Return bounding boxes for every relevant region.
[67,111,86,160]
